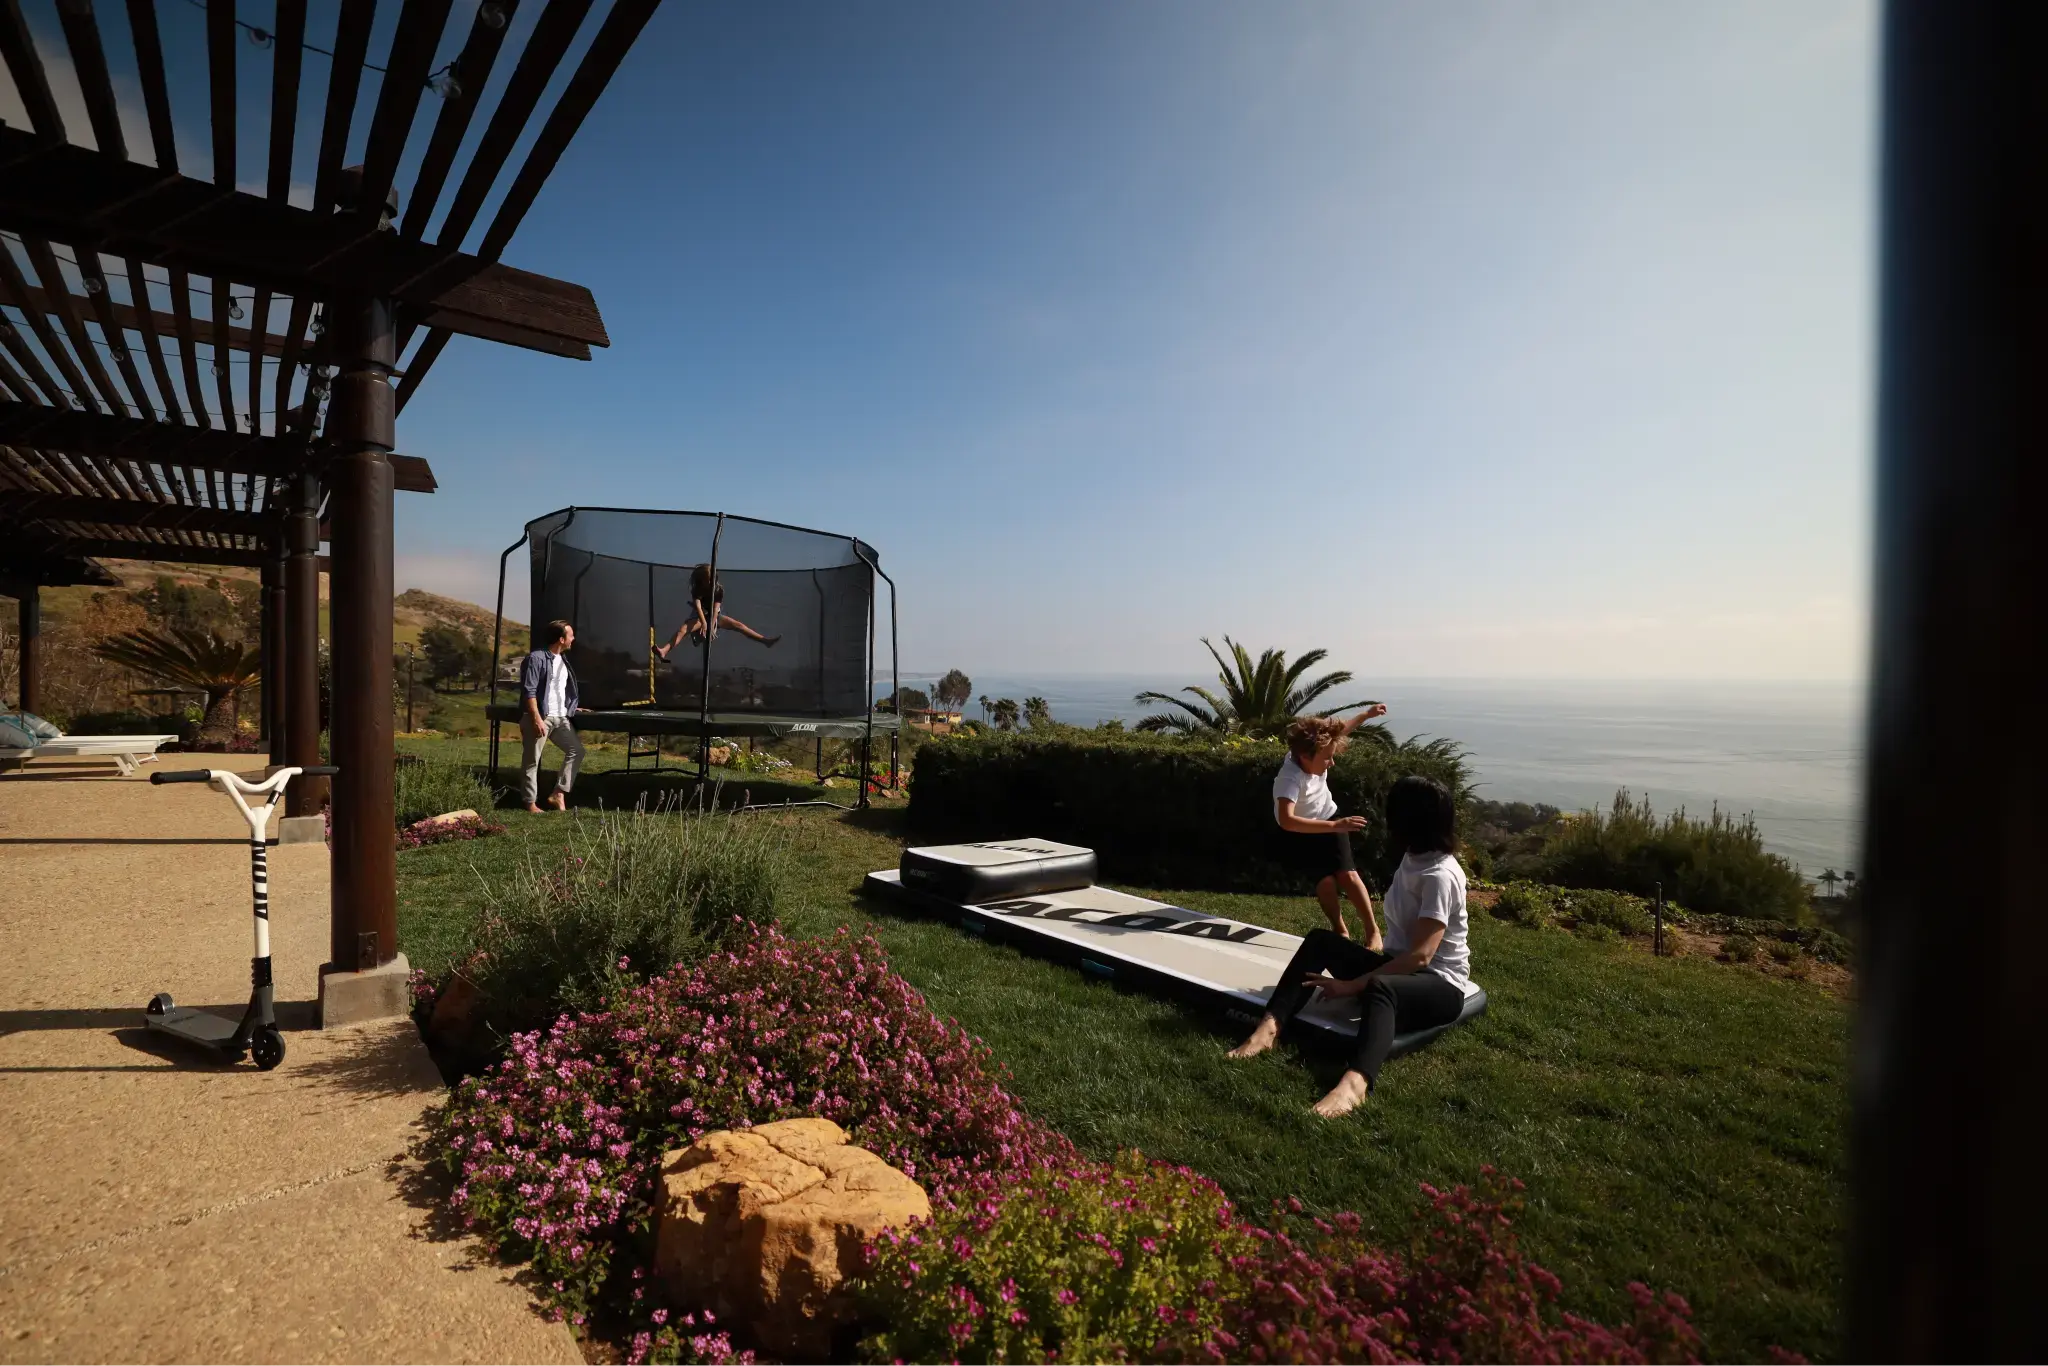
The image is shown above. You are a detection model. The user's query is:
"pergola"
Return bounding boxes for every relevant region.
[0,0,654,1009]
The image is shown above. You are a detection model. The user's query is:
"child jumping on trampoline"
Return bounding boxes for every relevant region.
[1271,707,1389,943]
[655,563,780,659]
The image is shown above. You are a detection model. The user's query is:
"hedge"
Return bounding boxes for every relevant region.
[906,728,1472,892]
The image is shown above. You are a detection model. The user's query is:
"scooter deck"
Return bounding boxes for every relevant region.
[146,1007,241,1045]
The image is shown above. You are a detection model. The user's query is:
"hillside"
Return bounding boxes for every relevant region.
[2,558,527,726]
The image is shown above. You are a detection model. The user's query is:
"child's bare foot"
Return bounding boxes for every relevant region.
[655,644,672,661]
[1228,1016,1280,1059]
[1311,1070,1371,1117]
[764,635,781,648]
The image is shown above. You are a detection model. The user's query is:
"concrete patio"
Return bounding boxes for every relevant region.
[0,753,576,1364]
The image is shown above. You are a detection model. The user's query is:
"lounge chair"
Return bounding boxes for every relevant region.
[0,713,178,776]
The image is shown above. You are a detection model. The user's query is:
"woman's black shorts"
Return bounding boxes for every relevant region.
[1274,827,1358,881]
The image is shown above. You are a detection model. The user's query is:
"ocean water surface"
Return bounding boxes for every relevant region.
[900,673,1864,875]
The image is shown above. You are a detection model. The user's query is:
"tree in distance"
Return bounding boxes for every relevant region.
[990,697,1022,731]
[935,668,972,714]
[94,626,261,746]
[1135,636,1385,741]
[1023,696,1052,729]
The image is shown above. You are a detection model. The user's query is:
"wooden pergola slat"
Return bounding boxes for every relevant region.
[400,0,524,241]
[0,0,64,139]
[4,282,310,363]
[20,534,270,568]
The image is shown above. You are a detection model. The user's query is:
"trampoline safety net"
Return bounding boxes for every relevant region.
[522,509,882,717]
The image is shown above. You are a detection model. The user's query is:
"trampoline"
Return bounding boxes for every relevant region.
[485,507,900,807]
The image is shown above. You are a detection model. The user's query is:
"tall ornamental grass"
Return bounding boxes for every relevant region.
[1541,789,1813,922]
[456,802,806,1045]
[395,754,500,827]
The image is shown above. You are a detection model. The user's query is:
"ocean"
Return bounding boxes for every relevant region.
[897,673,1865,876]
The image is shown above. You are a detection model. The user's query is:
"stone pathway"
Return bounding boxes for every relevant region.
[0,754,575,1364]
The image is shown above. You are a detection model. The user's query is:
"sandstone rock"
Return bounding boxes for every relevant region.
[423,808,480,826]
[654,1117,929,1359]
[707,746,733,766]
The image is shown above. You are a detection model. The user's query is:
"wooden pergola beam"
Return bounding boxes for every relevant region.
[0,281,304,361]
[0,401,436,492]
[1,492,272,539]
[0,129,606,360]
[22,536,271,568]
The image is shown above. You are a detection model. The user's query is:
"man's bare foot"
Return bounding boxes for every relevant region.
[547,793,567,811]
[1311,1070,1371,1117]
[525,803,544,814]
[1228,1016,1280,1059]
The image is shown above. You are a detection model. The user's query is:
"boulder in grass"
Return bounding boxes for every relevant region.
[654,1117,930,1359]
[421,808,480,827]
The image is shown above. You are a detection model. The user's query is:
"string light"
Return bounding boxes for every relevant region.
[246,25,274,49]
[228,297,245,320]
[480,4,508,31]
[84,275,106,295]
[429,64,463,101]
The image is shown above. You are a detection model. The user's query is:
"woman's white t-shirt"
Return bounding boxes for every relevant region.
[1272,756,1337,823]
[1383,852,1478,998]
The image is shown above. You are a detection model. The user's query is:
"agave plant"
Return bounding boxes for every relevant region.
[94,627,261,746]
[1135,636,1385,742]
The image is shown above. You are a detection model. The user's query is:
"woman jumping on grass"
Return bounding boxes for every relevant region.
[655,563,779,659]
[1231,774,1479,1118]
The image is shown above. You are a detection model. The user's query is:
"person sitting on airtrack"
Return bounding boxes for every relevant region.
[1230,774,1479,1118]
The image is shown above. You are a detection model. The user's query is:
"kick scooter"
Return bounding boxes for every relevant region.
[143,763,338,1069]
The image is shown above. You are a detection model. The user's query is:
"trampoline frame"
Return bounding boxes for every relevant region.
[485,506,900,810]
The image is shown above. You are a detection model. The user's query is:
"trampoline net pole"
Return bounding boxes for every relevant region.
[698,514,725,793]
[487,534,526,781]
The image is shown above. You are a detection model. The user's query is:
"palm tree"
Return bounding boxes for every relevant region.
[1023,696,1052,729]
[978,694,991,725]
[1135,637,1381,741]
[95,627,261,746]
[991,697,1021,732]
[1817,868,1842,897]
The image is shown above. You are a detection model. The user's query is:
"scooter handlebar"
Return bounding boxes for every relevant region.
[150,770,213,784]
[299,765,340,776]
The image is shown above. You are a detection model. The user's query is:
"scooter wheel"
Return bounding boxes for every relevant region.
[252,1028,286,1071]
[146,993,174,1016]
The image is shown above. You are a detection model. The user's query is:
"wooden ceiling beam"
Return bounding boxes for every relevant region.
[1,282,306,360]
[0,129,607,356]
[22,534,270,568]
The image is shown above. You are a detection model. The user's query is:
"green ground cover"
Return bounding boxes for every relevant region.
[393,738,1845,1362]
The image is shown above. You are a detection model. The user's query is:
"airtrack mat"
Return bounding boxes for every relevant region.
[865,844,1486,1056]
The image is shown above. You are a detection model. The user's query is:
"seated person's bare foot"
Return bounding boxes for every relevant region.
[1311,1070,1371,1117]
[1228,1015,1280,1059]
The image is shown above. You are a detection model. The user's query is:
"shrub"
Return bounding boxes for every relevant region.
[1558,887,1655,936]
[418,925,1071,1333]
[455,802,804,1047]
[1491,880,1558,929]
[1574,921,1620,943]
[1160,1170,1703,1365]
[395,754,499,827]
[1541,790,1810,922]
[908,730,1472,892]
[67,708,198,744]
[1766,940,1803,966]
[1722,933,1760,963]
[859,1152,1252,1363]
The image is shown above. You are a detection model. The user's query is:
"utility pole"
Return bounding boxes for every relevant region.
[405,643,415,733]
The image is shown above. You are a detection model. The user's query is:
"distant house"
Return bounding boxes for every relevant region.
[904,707,964,734]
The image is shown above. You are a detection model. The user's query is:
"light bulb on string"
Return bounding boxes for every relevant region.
[429,65,463,101]
[84,274,105,295]
[229,297,245,321]
[247,25,273,48]
[479,3,508,30]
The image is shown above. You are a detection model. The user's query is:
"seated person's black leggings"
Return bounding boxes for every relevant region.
[1264,928,1466,1088]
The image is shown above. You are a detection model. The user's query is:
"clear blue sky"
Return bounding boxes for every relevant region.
[23,0,1882,683]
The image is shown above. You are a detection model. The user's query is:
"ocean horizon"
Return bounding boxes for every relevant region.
[895,672,1865,876]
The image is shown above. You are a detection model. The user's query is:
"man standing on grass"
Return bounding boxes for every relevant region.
[520,619,588,813]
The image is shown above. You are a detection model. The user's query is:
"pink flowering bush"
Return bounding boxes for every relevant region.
[1161,1169,1704,1365]
[860,1150,1254,1363]
[397,812,505,850]
[416,924,1070,1356]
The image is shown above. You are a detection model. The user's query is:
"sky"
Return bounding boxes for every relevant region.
[11,1,1879,684]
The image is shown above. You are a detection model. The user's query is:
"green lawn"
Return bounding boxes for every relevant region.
[394,741,1845,1363]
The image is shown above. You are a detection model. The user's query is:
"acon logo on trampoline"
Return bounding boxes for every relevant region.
[979,899,1271,944]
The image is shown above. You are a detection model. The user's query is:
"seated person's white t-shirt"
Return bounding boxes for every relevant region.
[1382,852,1479,998]
[1272,756,1337,824]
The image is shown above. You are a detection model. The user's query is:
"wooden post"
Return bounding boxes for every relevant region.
[1854,4,2048,1359]
[16,586,39,715]
[324,292,398,972]
[284,470,323,813]
[265,541,288,764]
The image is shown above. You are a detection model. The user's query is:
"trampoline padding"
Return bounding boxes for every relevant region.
[899,839,1099,903]
[867,847,1488,1058]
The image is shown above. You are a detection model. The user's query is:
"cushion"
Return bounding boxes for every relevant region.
[0,717,38,749]
[1386,987,1489,1061]
[14,712,62,740]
